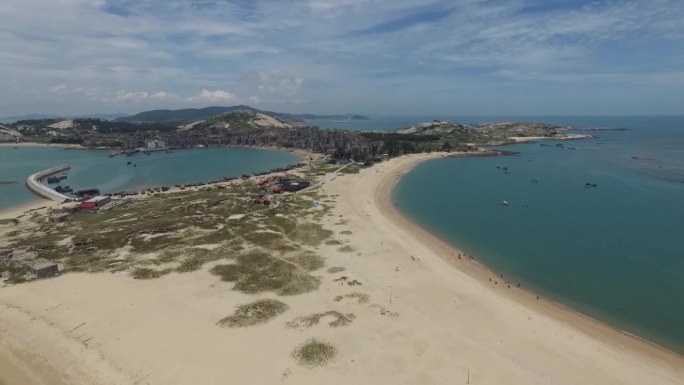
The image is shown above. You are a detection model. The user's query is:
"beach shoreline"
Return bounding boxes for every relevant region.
[0,199,59,220]
[0,145,314,218]
[373,152,684,360]
[1,152,683,384]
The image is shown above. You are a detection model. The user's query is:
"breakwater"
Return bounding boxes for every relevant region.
[25,164,71,202]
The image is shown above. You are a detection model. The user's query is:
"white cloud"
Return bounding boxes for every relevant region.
[101,90,181,104]
[187,89,238,104]
[1,0,683,114]
[245,70,304,96]
[49,84,68,93]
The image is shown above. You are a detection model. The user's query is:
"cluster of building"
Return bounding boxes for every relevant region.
[123,126,385,157]
[72,195,111,212]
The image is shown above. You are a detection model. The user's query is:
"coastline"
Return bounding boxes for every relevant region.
[374,153,684,360]
[1,152,683,384]
[0,199,59,220]
[0,142,85,149]
[0,145,313,218]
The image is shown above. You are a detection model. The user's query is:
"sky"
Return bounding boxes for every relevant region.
[0,0,683,116]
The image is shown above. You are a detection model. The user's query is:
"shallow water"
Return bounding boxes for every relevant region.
[394,116,684,353]
[0,147,300,211]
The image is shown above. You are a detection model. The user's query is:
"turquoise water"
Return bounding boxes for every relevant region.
[0,147,300,211]
[308,114,684,132]
[394,117,684,353]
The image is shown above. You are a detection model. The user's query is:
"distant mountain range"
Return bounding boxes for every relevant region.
[0,113,128,124]
[115,105,368,123]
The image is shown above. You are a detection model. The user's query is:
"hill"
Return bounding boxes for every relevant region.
[116,105,368,123]
[0,113,127,124]
[116,106,260,123]
[179,110,297,131]
[0,125,24,142]
[396,120,572,143]
[396,120,474,136]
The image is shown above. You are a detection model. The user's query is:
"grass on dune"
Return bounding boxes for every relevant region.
[292,338,337,368]
[217,299,289,328]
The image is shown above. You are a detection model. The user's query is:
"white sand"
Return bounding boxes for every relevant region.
[0,153,683,385]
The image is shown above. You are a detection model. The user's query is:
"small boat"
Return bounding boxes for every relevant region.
[531,179,539,183]
[76,188,100,197]
[584,182,597,188]
[127,161,132,165]
[500,200,509,206]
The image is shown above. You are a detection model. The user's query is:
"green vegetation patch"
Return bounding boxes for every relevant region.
[288,223,333,247]
[132,267,172,280]
[334,292,369,304]
[337,245,354,253]
[287,311,355,329]
[210,250,320,295]
[217,299,289,328]
[284,251,324,272]
[292,338,337,368]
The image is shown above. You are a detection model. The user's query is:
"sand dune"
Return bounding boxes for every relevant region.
[0,153,683,384]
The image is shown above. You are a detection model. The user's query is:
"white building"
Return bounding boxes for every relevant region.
[145,139,167,149]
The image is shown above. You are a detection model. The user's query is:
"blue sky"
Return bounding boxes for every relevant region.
[0,0,683,115]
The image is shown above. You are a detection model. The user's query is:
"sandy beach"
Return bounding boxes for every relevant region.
[1,153,683,384]
[0,199,65,220]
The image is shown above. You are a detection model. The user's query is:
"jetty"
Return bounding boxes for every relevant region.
[26,164,72,202]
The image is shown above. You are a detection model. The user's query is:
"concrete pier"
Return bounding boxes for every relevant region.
[26,164,72,202]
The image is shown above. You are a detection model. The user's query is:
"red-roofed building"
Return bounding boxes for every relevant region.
[74,202,97,211]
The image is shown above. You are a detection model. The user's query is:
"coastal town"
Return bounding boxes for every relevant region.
[0,108,595,285]
[2,108,682,385]
[0,108,589,160]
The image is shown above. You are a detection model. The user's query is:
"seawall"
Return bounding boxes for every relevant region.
[25,164,71,202]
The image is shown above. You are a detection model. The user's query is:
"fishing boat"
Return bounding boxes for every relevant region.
[500,200,509,206]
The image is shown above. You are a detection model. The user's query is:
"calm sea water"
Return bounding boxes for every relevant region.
[393,116,684,353]
[0,147,300,211]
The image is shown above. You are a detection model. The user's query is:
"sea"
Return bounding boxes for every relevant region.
[1,115,683,355]
[381,115,683,354]
[0,147,300,211]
